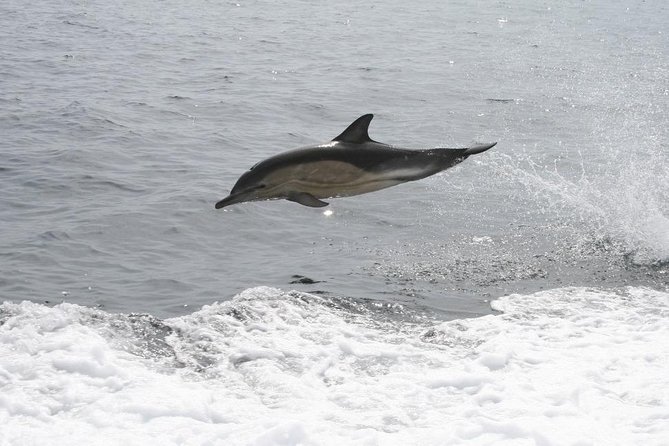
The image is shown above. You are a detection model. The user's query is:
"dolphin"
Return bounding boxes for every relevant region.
[215,114,496,209]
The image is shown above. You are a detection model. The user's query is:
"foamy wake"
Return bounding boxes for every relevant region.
[1,286,667,445]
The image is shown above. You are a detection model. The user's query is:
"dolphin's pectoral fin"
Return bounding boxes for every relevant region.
[287,192,329,208]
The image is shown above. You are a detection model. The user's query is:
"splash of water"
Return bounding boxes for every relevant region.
[494,137,668,264]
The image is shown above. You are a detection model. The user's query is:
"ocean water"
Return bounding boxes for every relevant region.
[1,0,668,444]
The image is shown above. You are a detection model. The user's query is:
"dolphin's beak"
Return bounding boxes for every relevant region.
[215,192,248,209]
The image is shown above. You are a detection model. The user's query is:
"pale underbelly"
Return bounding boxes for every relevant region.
[263,160,436,199]
[276,177,407,198]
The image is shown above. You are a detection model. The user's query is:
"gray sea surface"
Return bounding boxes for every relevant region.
[1,0,668,318]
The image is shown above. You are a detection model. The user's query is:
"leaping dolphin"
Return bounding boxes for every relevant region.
[215,114,496,209]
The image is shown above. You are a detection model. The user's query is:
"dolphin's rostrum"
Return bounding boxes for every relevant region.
[215,114,496,209]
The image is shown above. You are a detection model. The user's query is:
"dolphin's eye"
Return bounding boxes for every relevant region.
[257,184,267,189]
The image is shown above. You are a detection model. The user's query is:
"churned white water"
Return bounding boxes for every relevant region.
[1,286,667,445]
[1,0,668,444]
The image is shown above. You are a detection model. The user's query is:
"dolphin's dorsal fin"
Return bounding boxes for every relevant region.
[332,114,374,143]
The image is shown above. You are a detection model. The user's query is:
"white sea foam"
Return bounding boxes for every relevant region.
[1,286,668,445]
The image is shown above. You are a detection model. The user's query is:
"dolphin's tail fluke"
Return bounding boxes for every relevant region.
[427,142,496,171]
[463,142,497,155]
